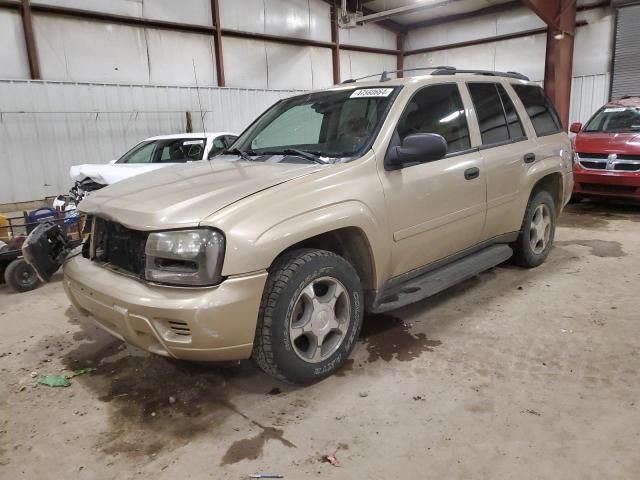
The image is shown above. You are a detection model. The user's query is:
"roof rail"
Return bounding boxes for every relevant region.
[431,67,530,81]
[340,66,530,84]
[341,66,456,84]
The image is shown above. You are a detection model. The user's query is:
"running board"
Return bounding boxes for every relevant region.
[372,244,513,313]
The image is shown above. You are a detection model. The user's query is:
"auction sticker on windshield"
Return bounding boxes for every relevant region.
[603,107,627,113]
[350,88,394,98]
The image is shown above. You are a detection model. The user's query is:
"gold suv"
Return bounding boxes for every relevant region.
[25,68,574,384]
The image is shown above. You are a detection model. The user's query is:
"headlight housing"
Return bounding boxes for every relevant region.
[145,229,224,286]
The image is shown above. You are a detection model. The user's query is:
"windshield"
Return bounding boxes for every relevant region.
[117,138,207,164]
[232,87,399,161]
[584,106,640,133]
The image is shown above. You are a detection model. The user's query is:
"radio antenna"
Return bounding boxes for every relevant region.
[192,59,206,132]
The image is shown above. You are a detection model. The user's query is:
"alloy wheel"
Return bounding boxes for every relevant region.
[289,276,351,364]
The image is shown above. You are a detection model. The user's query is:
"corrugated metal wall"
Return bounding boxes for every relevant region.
[535,74,611,125]
[569,74,611,125]
[610,5,640,99]
[0,80,298,204]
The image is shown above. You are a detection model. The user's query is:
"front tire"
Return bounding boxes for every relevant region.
[511,190,556,268]
[252,249,363,384]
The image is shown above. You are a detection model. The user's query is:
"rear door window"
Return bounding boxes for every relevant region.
[497,85,525,139]
[468,83,511,146]
[512,84,562,136]
[396,83,471,154]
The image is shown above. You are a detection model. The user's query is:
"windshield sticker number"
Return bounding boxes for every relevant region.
[604,107,627,113]
[183,140,204,145]
[350,88,394,98]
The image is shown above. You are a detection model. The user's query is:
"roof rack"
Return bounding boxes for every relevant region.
[341,66,529,84]
[431,67,530,81]
[341,66,455,83]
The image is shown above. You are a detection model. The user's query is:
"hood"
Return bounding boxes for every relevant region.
[574,132,640,155]
[70,163,172,185]
[78,158,323,230]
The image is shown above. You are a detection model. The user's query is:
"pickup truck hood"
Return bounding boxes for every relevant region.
[574,132,640,155]
[78,158,323,230]
[70,163,176,185]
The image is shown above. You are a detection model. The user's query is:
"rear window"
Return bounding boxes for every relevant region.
[512,84,562,137]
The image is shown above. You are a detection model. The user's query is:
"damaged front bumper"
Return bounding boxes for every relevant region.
[23,223,267,362]
[64,255,266,361]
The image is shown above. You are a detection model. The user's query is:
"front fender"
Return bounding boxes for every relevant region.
[219,200,389,290]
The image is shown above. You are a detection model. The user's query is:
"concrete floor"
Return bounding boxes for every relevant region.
[1,201,639,479]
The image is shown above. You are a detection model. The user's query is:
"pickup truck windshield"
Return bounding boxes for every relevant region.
[232,87,399,162]
[584,106,640,133]
[117,138,207,164]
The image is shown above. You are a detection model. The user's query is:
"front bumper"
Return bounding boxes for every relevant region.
[573,164,640,200]
[63,255,267,361]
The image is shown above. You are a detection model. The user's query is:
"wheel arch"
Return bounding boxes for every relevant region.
[219,200,386,309]
[530,172,564,212]
[275,226,377,308]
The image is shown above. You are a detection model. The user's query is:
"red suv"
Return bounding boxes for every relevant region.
[571,96,640,201]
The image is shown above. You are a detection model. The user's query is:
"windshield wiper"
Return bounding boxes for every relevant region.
[279,149,329,164]
[226,147,254,161]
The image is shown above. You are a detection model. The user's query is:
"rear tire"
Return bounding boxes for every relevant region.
[511,190,556,268]
[4,259,40,292]
[252,248,363,384]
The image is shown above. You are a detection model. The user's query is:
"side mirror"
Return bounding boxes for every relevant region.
[569,122,582,134]
[385,133,448,170]
[108,159,118,165]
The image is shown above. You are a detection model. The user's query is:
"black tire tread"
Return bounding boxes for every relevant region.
[4,259,39,292]
[252,248,349,383]
[511,189,556,268]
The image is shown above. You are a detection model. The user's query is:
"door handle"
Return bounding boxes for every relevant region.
[464,167,480,180]
[523,152,536,163]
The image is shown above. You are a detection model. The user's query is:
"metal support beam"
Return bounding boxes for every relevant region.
[404,22,586,56]
[357,0,450,24]
[28,2,215,34]
[210,0,225,86]
[523,0,577,129]
[20,0,40,79]
[396,34,404,78]
[331,5,341,84]
[405,1,520,30]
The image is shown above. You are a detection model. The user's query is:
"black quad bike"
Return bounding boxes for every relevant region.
[1,210,82,292]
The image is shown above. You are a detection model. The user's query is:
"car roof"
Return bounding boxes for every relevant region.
[145,132,236,141]
[605,97,640,108]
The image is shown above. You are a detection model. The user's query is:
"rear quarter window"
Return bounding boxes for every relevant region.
[512,84,562,137]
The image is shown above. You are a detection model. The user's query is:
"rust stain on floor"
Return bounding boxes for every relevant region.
[360,314,441,363]
[556,239,626,258]
[60,317,289,461]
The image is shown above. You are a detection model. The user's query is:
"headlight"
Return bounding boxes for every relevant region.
[145,229,224,286]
